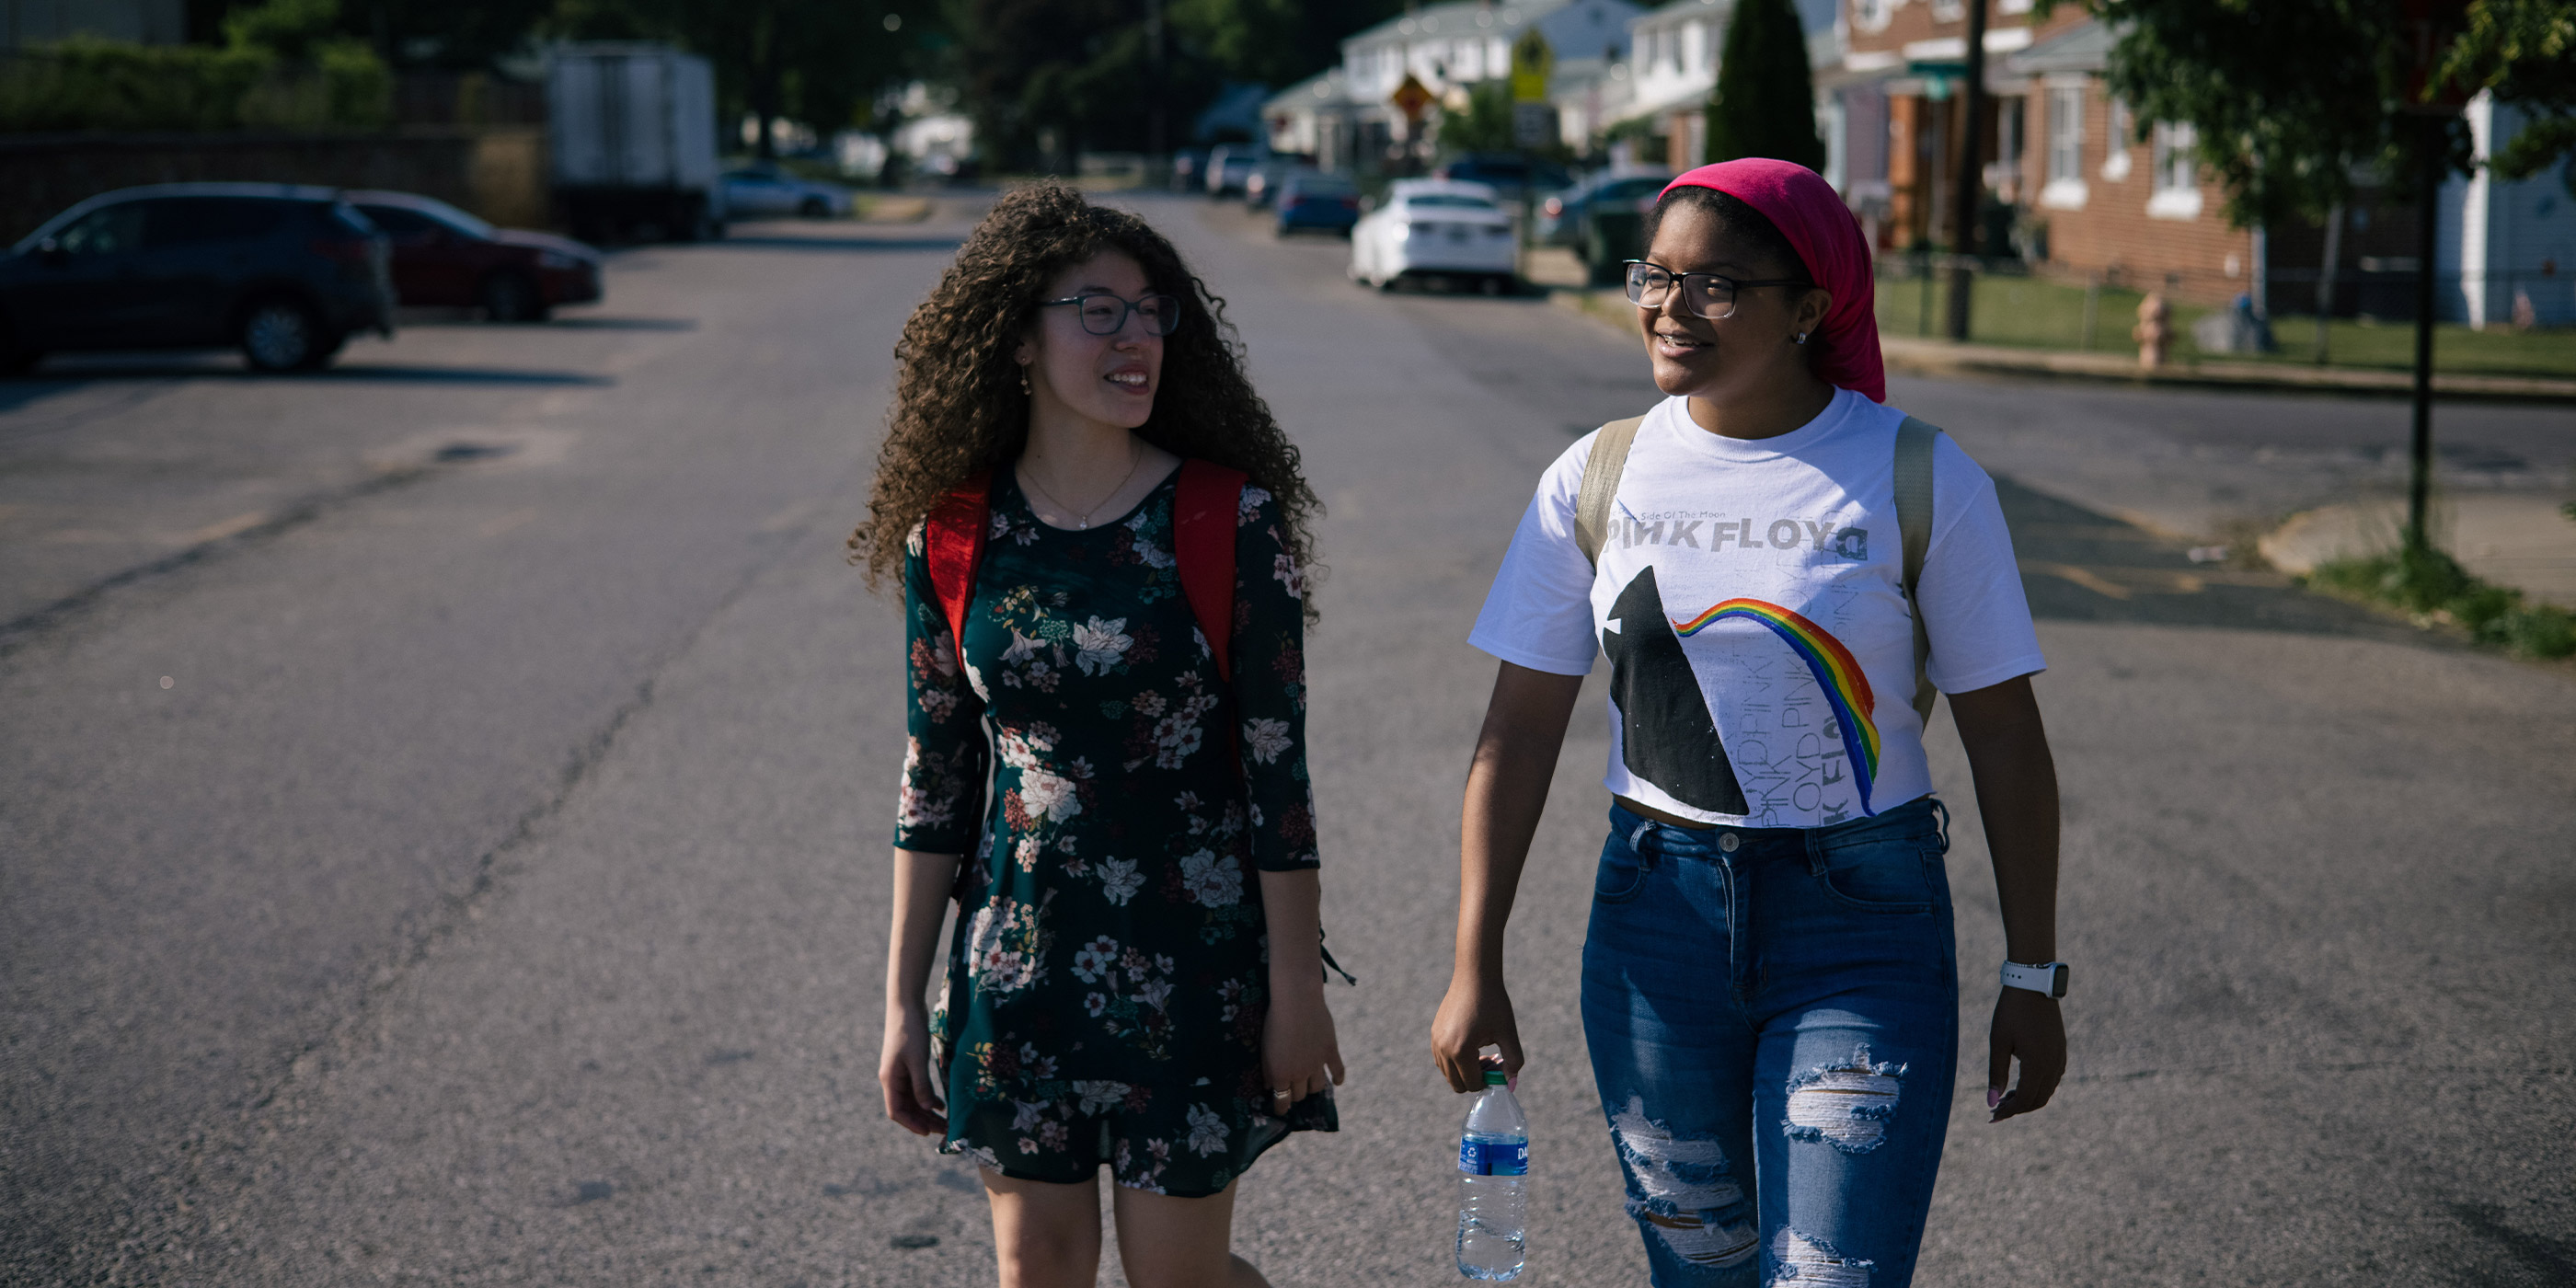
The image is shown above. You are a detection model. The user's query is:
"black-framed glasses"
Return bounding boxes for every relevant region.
[1623,260,1810,320]
[1041,292,1182,337]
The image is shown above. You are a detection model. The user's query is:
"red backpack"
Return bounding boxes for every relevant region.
[924,458,1249,682]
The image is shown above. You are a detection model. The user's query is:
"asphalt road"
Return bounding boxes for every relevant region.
[2,193,2570,1288]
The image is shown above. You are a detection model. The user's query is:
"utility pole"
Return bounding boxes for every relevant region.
[1145,0,1167,177]
[2406,115,2440,557]
[1945,0,1988,341]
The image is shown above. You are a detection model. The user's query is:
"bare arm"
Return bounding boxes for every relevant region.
[1259,868,1345,1108]
[880,846,961,1135]
[1430,661,1586,1092]
[1945,673,2065,1122]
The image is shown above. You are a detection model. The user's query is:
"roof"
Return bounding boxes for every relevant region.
[1344,0,1560,48]
[2005,17,2113,75]
[1632,0,1728,35]
[1266,67,1347,115]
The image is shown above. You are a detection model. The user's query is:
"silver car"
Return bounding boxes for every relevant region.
[718,165,854,219]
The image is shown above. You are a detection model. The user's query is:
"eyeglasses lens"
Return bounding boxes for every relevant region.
[1076,293,1182,337]
[1624,265,1734,319]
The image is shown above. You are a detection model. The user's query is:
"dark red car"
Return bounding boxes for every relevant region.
[345,190,602,321]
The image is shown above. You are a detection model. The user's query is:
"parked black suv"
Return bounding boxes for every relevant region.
[0,183,395,374]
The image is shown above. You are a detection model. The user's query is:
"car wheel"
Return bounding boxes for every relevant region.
[799,196,830,219]
[481,271,543,323]
[240,297,328,372]
[1482,274,1508,296]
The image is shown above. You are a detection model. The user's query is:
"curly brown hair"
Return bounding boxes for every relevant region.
[849,182,1322,620]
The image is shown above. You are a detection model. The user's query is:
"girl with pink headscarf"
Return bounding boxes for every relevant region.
[1433,159,2066,1286]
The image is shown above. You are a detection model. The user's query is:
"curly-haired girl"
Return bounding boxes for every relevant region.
[859,183,1339,1288]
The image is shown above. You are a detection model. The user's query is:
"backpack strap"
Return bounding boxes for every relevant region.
[924,471,992,675]
[1893,416,1942,724]
[1173,458,1248,683]
[1573,416,1648,568]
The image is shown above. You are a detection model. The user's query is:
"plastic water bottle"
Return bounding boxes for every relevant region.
[1455,1068,1529,1280]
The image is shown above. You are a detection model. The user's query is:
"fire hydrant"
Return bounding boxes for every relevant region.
[2133,293,2172,369]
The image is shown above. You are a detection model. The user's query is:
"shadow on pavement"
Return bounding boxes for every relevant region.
[0,363,613,399]
[1997,474,2436,645]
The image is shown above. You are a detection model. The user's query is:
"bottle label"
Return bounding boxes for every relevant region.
[1457,1138,1529,1177]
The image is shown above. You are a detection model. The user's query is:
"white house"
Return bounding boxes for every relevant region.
[2444,93,2576,328]
[1330,0,1646,166]
[1617,0,1730,166]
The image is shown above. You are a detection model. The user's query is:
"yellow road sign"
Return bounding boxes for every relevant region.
[1390,72,1435,121]
[1511,28,1554,102]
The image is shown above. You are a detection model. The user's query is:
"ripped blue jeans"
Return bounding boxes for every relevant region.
[1581,799,1958,1288]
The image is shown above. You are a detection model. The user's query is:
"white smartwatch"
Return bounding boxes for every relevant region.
[1999,960,2068,998]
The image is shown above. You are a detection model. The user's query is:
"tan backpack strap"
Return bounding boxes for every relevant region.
[1894,415,1942,723]
[1573,416,1647,568]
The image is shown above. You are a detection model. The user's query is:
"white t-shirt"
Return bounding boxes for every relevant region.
[1469,387,2044,828]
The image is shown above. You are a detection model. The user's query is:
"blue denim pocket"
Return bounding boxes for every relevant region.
[1809,840,1939,914]
[1594,830,1650,903]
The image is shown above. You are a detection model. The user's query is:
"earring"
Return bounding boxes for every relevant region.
[1793,331,1809,345]
[1018,362,1031,396]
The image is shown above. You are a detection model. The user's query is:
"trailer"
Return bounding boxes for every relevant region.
[547,44,726,243]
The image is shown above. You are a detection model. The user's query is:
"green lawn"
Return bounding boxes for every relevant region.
[1871,269,2576,378]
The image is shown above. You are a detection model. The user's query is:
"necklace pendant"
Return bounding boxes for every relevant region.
[1077,519,1088,529]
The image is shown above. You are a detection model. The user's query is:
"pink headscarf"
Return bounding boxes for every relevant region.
[1659,160,1885,403]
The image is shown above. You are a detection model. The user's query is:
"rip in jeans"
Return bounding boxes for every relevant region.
[1767,1227,1875,1286]
[1610,1096,1758,1269]
[1780,1045,1903,1155]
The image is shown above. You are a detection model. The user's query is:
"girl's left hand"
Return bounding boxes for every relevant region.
[1987,989,2065,1122]
[1263,986,1347,1110]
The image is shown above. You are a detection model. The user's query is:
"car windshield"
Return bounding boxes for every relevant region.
[1404,194,1497,210]
[1290,179,1354,196]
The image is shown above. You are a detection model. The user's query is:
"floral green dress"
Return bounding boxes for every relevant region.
[896,466,1334,1197]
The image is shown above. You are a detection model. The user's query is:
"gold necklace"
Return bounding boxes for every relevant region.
[1019,442,1144,530]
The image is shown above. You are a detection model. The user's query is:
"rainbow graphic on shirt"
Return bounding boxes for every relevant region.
[1669,599,1883,812]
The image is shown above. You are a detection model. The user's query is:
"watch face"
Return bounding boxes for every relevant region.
[2048,963,2069,998]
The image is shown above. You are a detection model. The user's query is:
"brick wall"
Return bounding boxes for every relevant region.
[2016,78,2254,305]
[0,128,553,243]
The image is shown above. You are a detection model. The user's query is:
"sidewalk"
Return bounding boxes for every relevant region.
[2261,495,2576,608]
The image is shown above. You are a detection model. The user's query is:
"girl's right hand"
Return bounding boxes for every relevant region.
[880,1006,948,1135]
[1430,971,1524,1094]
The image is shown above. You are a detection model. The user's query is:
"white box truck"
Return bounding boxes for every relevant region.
[547,43,726,242]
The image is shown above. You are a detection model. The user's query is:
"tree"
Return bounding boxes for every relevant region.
[1706,0,1824,171]
[2436,0,2576,179]
[2086,0,2422,234]
[2086,0,2576,563]
[553,0,943,158]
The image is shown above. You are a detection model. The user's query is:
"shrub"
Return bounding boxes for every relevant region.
[2306,546,2576,661]
[0,20,389,132]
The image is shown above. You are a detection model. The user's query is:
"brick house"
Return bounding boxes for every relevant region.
[1826,0,2258,305]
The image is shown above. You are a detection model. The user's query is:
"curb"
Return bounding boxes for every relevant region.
[1546,287,2576,403]
[1880,337,2576,402]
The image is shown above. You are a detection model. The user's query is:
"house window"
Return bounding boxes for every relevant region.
[2040,85,2087,209]
[2100,98,2132,180]
[2047,87,2082,183]
[2148,121,2203,218]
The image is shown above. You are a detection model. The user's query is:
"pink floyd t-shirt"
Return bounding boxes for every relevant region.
[1469,387,2045,828]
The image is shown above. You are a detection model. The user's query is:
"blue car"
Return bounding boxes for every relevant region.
[1274,173,1361,237]
[1,182,393,373]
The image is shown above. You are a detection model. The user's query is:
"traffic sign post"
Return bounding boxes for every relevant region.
[1509,29,1555,275]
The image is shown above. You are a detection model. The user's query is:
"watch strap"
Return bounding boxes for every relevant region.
[1999,960,2068,998]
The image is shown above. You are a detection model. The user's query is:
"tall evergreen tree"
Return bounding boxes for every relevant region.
[1706,0,1823,171]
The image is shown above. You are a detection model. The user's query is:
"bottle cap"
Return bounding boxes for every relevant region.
[1482,1068,1507,1086]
